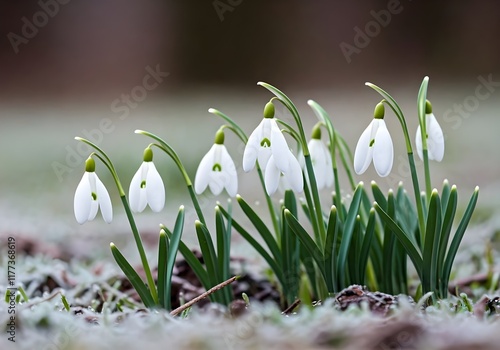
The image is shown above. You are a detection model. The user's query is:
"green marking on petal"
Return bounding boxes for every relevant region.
[212,163,222,171]
[261,138,271,147]
[91,192,97,201]
[141,180,147,188]
[369,139,375,147]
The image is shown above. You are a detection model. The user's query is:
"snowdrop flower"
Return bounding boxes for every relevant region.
[299,125,334,190]
[129,147,165,213]
[354,102,394,177]
[74,157,112,224]
[243,101,292,174]
[264,150,303,195]
[415,100,444,161]
[195,130,238,197]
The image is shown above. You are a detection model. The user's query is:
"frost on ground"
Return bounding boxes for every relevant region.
[1,239,499,350]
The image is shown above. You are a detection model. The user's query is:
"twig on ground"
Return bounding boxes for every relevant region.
[170,276,239,316]
[282,299,301,315]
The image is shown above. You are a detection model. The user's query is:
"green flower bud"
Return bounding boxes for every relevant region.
[143,147,153,162]
[425,99,433,114]
[263,101,275,119]
[373,102,385,119]
[85,157,95,172]
[214,129,225,145]
[311,123,322,140]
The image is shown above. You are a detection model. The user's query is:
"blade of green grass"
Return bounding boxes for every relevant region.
[336,182,364,288]
[164,206,185,310]
[324,206,338,292]
[436,185,457,297]
[110,243,156,308]
[442,187,479,294]
[374,204,423,280]
[157,230,169,309]
[284,210,326,281]
[358,208,376,285]
[237,195,282,264]
[422,190,441,296]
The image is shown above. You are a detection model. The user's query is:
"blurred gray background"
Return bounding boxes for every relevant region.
[1,1,499,259]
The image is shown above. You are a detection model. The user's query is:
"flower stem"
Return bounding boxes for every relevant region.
[210,108,280,238]
[364,83,426,240]
[75,137,158,304]
[120,195,159,304]
[135,130,207,226]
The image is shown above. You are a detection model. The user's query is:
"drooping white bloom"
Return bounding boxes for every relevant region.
[354,103,394,177]
[415,112,444,162]
[195,141,238,197]
[243,102,291,174]
[299,135,334,190]
[264,150,303,195]
[74,158,112,224]
[129,148,165,213]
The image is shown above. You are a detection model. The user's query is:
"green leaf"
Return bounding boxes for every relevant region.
[437,185,457,297]
[285,210,326,281]
[161,225,211,292]
[237,195,282,264]
[324,206,338,292]
[371,181,388,210]
[218,206,284,285]
[422,190,441,296]
[383,190,396,293]
[374,204,423,279]
[164,206,185,310]
[157,230,168,309]
[442,187,479,293]
[336,182,364,287]
[417,76,429,127]
[215,206,232,304]
[110,243,156,308]
[359,208,376,285]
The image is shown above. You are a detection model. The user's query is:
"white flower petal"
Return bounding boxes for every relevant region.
[264,156,281,195]
[270,119,290,172]
[220,145,238,197]
[242,119,265,172]
[354,120,376,175]
[373,120,393,177]
[415,124,424,161]
[74,172,92,224]
[427,113,444,161]
[146,162,165,212]
[95,173,112,223]
[309,139,326,189]
[257,147,272,170]
[208,172,225,195]
[129,163,146,213]
[285,151,304,193]
[194,145,216,194]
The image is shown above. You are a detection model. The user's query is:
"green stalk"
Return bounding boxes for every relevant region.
[209,108,280,238]
[135,130,206,225]
[120,195,158,303]
[75,137,158,305]
[417,77,432,201]
[365,83,426,242]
